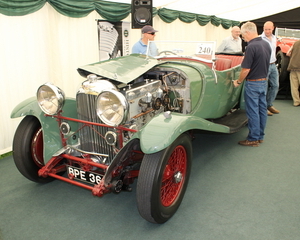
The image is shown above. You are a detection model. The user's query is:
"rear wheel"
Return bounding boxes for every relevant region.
[276,50,290,90]
[13,115,53,183]
[136,134,192,223]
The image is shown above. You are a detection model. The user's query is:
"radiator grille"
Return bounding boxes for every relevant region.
[76,92,116,163]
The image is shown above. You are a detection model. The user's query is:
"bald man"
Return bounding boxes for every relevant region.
[261,21,280,116]
[217,26,242,53]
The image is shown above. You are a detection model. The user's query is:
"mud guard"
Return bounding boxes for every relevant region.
[11,97,78,163]
[139,113,231,154]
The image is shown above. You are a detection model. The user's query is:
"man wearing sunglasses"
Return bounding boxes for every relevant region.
[132,25,158,57]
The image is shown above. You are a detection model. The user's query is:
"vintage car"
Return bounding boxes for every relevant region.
[275,27,300,92]
[11,41,247,224]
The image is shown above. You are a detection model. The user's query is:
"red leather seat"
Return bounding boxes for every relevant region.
[216,55,244,68]
[215,58,232,71]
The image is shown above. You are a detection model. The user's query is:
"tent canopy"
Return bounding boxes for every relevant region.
[251,7,300,30]
[110,0,300,22]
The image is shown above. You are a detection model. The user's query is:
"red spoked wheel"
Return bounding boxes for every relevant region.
[13,115,53,183]
[31,128,45,168]
[161,145,187,207]
[137,134,192,224]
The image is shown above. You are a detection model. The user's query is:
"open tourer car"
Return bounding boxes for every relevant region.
[11,41,247,223]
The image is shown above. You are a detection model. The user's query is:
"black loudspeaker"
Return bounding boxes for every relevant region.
[131,0,153,29]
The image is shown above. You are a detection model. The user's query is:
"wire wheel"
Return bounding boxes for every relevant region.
[161,145,187,207]
[13,115,53,183]
[137,133,192,223]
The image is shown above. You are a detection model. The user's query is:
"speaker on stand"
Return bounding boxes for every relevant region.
[131,0,153,29]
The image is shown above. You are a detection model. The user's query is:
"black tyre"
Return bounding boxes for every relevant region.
[136,134,192,223]
[276,50,290,86]
[13,115,53,183]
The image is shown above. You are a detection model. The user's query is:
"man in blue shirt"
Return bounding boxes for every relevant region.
[261,21,280,116]
[132,25,158,57]
[233,22,271,147]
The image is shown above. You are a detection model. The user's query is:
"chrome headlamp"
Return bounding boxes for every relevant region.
[96,90,128,126]
[37,83,65,115]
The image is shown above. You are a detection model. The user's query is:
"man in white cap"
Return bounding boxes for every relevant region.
[132,25,158,57]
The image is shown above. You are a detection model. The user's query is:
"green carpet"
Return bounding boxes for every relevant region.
[1,99,299,240]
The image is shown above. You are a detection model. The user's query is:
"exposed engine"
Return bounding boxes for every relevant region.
[74,67,191,163]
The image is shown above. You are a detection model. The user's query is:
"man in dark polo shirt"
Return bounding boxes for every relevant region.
[233,22,271,147]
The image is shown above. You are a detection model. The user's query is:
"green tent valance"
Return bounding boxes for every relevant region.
[0,0,239,29]
[196,14,212,26]
[157,8,239,29]
[0,0,46,16]
[157,8,179,23]
[95,0,131,21]
[50,0,95,18]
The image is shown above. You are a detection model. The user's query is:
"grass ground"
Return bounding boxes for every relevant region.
[0,151,12,159]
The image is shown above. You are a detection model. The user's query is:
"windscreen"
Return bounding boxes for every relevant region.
[147,40,216,62]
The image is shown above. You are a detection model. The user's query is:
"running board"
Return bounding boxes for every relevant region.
[211,109,248,133]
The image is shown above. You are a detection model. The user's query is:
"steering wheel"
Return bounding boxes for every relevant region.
[158,51,177,56]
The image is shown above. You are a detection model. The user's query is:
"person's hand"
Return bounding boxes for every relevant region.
[233,79,241,87]
[286,45,293,57]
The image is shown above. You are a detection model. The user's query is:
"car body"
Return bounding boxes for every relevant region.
[11,41,247,224]
[275,27,300,89]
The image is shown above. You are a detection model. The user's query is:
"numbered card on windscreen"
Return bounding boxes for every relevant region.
[195,41,215,60]
[196,42,215,55]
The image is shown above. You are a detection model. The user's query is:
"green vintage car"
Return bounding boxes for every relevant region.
[11,41,246,224]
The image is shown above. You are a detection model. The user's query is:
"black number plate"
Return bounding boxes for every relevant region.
[67,166,102,184]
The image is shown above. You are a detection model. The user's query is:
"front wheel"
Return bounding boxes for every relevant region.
[136,133,192,223]
[13,115,53,183]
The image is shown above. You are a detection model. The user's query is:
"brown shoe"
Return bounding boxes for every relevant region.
[238,140,259,147]
[268,106,280,114]
[258,140,264,143]
[267,110,273,116]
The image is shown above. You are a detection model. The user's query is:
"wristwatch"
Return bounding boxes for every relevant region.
[237,80,241,84]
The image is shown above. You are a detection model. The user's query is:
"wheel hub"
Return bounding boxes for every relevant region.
[174,171,183,183]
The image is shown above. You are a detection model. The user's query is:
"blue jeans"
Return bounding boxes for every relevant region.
[244,80,268,141]
[266,63,279,107]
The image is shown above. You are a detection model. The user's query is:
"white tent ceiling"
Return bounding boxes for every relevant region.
[109,0,300,22]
